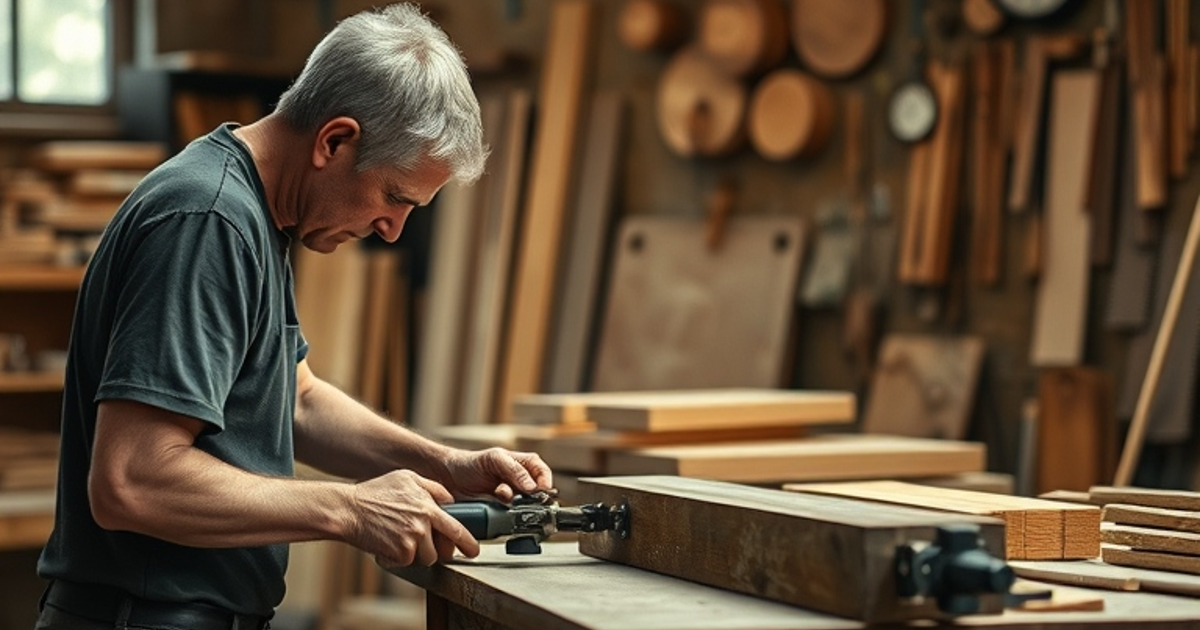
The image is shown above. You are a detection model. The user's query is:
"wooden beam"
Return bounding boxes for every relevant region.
[578,475,1005,622]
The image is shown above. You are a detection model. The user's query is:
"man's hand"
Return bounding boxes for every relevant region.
[443,447,554,502]
[347,469,480,566]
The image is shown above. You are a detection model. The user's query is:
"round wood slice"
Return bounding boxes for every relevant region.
[697,0,789,77]
[962,0,1006,36]
[747,69,835,160]
[656,47,747,157]
[619,0,689,52]
[790,0,887,79]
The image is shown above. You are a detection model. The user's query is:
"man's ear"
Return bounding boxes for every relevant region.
[312,117,361,168]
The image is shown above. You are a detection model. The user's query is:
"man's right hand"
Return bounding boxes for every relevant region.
[347,469,481,566]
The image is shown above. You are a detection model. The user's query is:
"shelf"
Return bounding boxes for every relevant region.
[0,266,85,291]
[0,371,65,393]
[0,489,55,551]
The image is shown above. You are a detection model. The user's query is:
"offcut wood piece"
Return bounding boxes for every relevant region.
[1029,70,1101,367]
[606,433,985,483]
[544,91,626,394]
[458,90,531,425]
[539,425,807,475]
[30,141,166,172]
[1103,543,1200,576]
[591,216,806,392]
[861,333,985,440]
[785,480,1100,560]
[578,475,1006,622]
[498,0,595,422]
[1011,580,1105,613]
[1104,503,1200,534]
[1102,522,1200,557]
[1037,367,1114,494]
[1091,486,1200,511]
[583,388,854,433]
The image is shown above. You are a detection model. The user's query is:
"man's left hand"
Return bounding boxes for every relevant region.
[443,447,553,502]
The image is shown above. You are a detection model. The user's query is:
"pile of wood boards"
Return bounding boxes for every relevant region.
[0,141,165,267]
[786,480,1100,560]
[0,428,59,491]
[1091,486,1200,576]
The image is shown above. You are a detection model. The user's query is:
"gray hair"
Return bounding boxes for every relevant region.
[275,3,487,183]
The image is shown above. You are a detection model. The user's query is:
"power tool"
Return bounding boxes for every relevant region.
[443,490,629,555]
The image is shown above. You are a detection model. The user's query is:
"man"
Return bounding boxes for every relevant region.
[34,5,550,629]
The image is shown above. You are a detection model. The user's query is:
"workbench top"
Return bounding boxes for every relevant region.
[388,541,1200,630]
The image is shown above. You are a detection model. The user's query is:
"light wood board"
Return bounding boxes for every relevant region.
[583,388,854,432]
[1090,486,1200,511]
[1037,367,1114,494]
[1103,543,1200,576]
[606,433,985,482]
[1104,503,1200,534]
[578,475,1005,622]
[784,480,1100,560]
[591,216,806,391]
[1102,522,1200,556]
[497,0,596,421]
[1012,557,1200,598]
[861,333,985,440]
[511,391,642,425]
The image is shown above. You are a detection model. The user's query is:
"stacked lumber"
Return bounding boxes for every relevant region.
[0,428,59,491]
[1093,486,1200,575]
[785,480,1100,559]
[0,141,165,268]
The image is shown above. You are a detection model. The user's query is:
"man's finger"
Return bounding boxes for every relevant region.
[416,530,439,567]
[431,508,481,558]
[494,450,537,492]
[416,475,455,504]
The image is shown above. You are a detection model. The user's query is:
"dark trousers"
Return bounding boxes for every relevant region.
[35,580,271,630]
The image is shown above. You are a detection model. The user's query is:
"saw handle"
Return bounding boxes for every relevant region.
[443,502,515,540]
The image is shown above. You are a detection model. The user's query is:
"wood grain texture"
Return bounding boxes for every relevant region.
[497,0,595,421]
[544,91,626,394]
[591,216,806,392]
[861,333,985,440]
[1030,70,1101,367]
[789,0,886,79]
[1037,367,1114,494]
[584,388,854,432]
[577,475,1005,622]
[785,480,1100,560]
[1090,487,1200,511]
[1102,522,1200,556]
[1104,544,1200,576]
[606,433,985,482]
[1104,503,1200,534]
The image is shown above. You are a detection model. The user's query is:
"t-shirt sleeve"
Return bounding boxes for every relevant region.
[96,212,263,433]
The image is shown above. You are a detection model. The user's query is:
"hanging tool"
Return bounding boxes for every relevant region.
[444,491,629,555]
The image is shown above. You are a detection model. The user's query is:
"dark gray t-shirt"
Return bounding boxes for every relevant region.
[38,124,308,616]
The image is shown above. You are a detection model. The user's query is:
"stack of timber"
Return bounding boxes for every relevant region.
[1092,486,1200,576]
[0,428,59,491]
[785,480,1100,559]
[0,141,166,267]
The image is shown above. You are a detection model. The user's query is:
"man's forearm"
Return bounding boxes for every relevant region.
[292,375,453,482]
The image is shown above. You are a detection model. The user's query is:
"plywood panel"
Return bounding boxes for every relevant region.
[578,475,1005,623]
[606,434,985,482]
[861,334,985,440]
[591,216,806,391]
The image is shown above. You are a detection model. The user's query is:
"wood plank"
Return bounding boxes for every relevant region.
[459,90,531,425]
[591,216,806,391]
[1029,70,1101,367]
[785,480,1100,560]
[510,391,635,425]
[1017,558,1200,599]
[578,475,1006,622]
[606,434,985,483]
[432,424,559,452]
[359,250,398,409]
[861,333,985,440]
[1104,503,1200,534]
[497,0,596,421]
[1102,522,1200,556]
[30,141,166,172]
[1090,486,1200,511]
[1104,543,1200,576]
[294,243,369,393]
[544,90,626,394]
[584,389,854,432]
[1037,367,1114,494]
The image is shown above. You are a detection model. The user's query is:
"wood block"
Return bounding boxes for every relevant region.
[606,434,985,483]
[590,216,806,392]
[1104,503,1200,534]
[1011,580,1105,612]
[1101,522,1200,556]
[578,475,1006,622]
[1103,543,1200,576]
[862,334,985,440]
[784,480,1100,560]
[584,389,854,432]
[1090,486,1200,511]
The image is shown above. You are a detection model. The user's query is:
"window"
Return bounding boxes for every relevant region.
[0,0,111,106]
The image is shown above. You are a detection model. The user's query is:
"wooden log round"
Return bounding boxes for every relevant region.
[656,47,747,157]
[697,0,789,77]
[790,0,887,79]
[618,0,689,53]
[747,68,835,161]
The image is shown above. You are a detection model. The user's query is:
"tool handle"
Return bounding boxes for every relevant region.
[443,502,514,540]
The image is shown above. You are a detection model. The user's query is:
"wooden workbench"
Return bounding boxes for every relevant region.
[388,541,1200,630]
